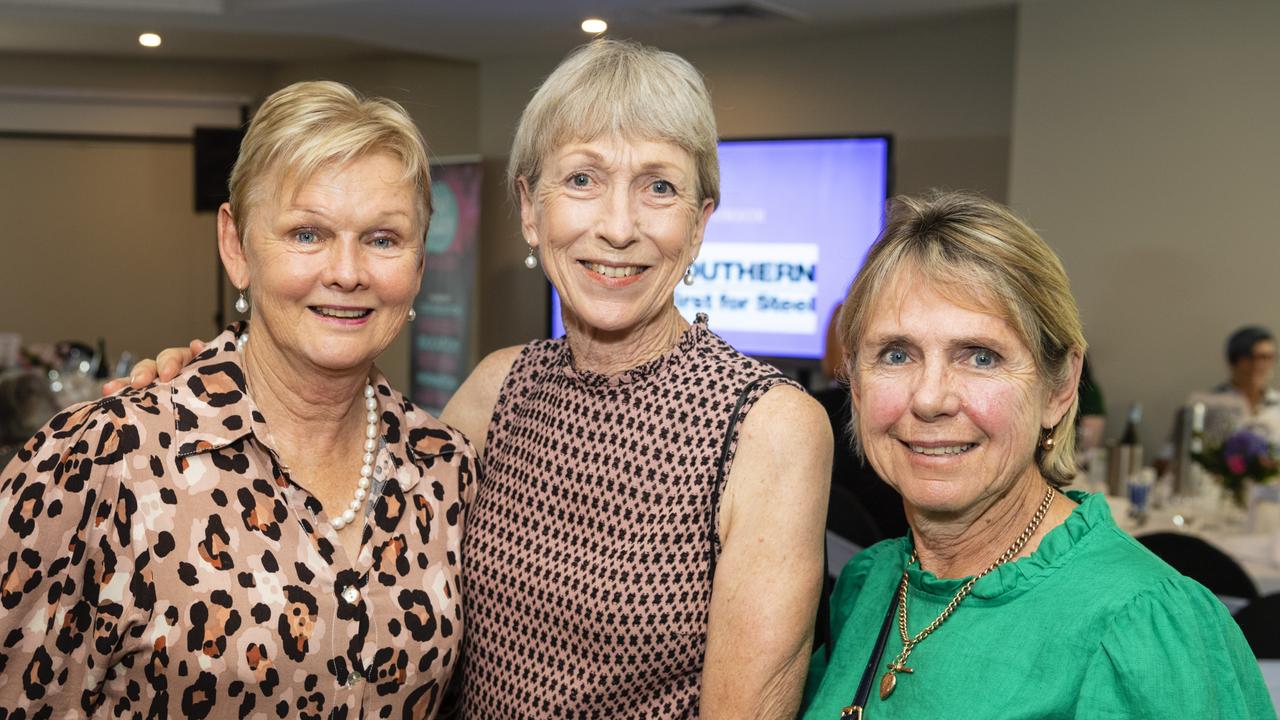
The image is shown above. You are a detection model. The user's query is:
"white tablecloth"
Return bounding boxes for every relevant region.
[1105,494,1280,597]
[1259,661,1280,714]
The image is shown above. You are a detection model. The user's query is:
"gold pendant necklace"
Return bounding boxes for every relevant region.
[879,485,1056,701]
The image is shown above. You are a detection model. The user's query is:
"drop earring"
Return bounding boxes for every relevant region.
[682,266,695,286]
[524,246,539,269]
[235,290,249,313]
[408,308,417,323]
[1040,429,1056,451]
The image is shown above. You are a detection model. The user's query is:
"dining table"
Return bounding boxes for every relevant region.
[1103,489,1280,598]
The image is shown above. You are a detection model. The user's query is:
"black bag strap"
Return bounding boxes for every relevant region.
[705,373,838,664]
[708,372,788,580]
[839,589,901,720]
[818,537,833,660]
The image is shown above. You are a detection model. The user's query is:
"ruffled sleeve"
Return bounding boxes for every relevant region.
[1075,575,1275,718]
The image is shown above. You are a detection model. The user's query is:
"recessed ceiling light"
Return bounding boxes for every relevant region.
[581,18,607,34]
[139,32,162,48]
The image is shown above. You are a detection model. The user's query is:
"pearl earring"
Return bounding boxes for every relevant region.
[235,290,249,314]
[682,266,695,286]
[524,246,539,270]
[408,308,417,323]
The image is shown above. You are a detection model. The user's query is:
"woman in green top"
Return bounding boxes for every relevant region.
[802,191,1273,719]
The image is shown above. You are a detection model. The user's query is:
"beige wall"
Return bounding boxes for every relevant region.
[1008,0,1280,451]
[0,52,271,96]
[0,136,223,367]
[0,53,270,373]
[474,9,1018,354]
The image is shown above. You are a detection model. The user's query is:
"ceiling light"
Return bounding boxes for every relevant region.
[581,18,607,34]
[138,33,162,48]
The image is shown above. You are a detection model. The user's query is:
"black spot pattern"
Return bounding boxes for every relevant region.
[461,316,795,717]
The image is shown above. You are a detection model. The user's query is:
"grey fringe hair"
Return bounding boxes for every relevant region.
[507,38,720,208]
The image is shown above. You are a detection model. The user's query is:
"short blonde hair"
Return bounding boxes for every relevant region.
[840,190,1086,486]
[508,38,720,207]
[229,80,432,239]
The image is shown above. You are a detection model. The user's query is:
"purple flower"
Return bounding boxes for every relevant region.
[1225,429,1272,460]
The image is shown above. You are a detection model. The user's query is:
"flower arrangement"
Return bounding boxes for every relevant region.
[1191,427,1279,504]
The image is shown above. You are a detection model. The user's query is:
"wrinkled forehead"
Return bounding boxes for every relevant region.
[865,261,1016,338]
[544,132,696,170]
[244,152,424,231]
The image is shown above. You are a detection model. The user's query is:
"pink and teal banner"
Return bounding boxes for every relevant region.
[411,160,482,415]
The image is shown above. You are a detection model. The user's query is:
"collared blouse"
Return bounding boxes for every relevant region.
[0,328,478,719]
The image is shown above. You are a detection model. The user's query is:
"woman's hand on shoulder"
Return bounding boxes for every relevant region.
[702,384,833,719]
[440,345,524,458]
[101,338,206,395]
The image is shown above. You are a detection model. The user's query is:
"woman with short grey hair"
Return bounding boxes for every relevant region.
[446,38,830,718]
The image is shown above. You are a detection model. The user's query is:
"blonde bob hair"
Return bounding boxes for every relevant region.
[228,80,432,240]
[508,38,720,208]
[839,190,1086,486]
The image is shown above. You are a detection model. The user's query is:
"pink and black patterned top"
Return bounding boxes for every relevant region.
[0,326,478,719]
[461,315,797,718]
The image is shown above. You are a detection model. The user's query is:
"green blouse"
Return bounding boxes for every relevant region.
[802,491,1274,719]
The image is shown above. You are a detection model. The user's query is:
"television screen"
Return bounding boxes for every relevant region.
[549,135,890,360]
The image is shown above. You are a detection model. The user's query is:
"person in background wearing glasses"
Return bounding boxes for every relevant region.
[1216,325,1280,435]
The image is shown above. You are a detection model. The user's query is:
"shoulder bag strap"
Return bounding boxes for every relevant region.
[839,590,900,720]
[708,372,789,580]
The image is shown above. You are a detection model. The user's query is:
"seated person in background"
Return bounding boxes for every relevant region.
[1215,325,1280,437]
[814,302,908,549]
[1157,325,1280,474]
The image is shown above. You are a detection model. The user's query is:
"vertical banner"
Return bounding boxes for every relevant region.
[411,159,482,415]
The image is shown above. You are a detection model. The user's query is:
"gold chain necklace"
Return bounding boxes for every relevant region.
[878,485,1056,701]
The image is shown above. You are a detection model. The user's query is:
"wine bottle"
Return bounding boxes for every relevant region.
[1120,402,1142,446]
[1107,402,1144,496]
[1120,401,1144,482]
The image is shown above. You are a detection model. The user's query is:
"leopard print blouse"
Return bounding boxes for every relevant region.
[0,327,478,719]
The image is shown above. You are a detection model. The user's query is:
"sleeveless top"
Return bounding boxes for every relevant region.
[461,315,797,718]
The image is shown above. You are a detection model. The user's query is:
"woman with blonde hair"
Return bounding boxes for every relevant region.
[801,190,1271,718]
[1,81,477,718]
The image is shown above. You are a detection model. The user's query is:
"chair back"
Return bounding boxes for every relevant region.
[1233,593,1280,658]
[1136,532,1259,599]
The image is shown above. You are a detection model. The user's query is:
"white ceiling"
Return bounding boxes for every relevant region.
[0,0,1015,63]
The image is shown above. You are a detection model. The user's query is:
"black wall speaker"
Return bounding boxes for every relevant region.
[193,126,245,213]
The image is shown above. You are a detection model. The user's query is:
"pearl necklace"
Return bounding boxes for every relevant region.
[236,331,376,531]
[331,382,379,531]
